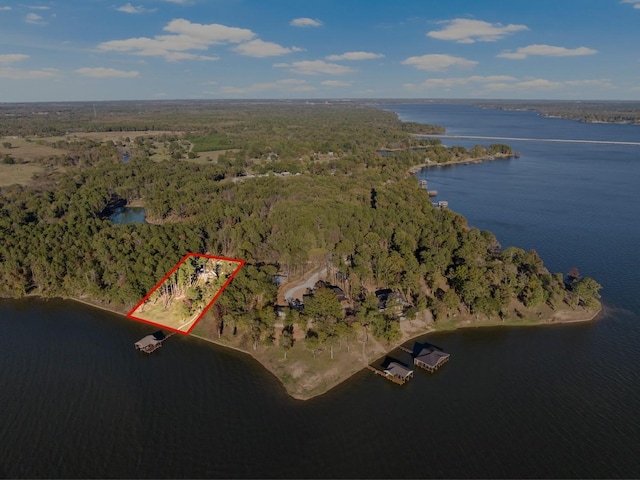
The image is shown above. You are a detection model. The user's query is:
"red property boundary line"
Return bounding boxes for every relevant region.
[126,253,245,335]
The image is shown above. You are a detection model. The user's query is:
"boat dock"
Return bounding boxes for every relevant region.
[367,342,450,385]
[135,330,175,354]
[367,362,414,385]
[399,343,450,372]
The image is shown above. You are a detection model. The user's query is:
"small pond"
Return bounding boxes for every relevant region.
[108,207,147,225]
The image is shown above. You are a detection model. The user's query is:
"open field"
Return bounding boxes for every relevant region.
[66,130,184,141]
[0,164,46,186]
[191,148,240,162]
[1,136,66,162]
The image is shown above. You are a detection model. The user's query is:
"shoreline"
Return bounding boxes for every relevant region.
[407,153,513,174]
[12,293,600,401]
[194,303,601,401]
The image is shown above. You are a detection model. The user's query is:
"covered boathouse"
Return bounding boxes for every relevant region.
[383,362,414,383]
[414,346,450,372]
[135,331,166,353]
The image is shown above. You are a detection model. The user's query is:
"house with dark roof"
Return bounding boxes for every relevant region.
[375,288,409,314]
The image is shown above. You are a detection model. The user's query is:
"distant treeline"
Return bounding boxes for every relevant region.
[478,100,640,125]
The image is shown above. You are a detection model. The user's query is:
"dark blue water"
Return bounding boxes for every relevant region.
[383,103,640,314]
[109,206,147,224]
[2,104,640,478]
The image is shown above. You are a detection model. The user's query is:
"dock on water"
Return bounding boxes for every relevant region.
[135,330,175,354]
[399,343,450,372]
[367,361,414,385]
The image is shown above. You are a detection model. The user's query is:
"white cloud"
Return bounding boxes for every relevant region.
[325,51,384,61]
[116,3,156,14]
[75,67,140,78]
[404,75,611,93]
[164,0,192,3]
[0,54,29,63]
[564,79,613,87]
[512,78,562,89]
[483,78,612,91]
[163,18,255,43]
[0,6,12,11]
[427,18,528,43]
[621,0,640,9]
[233,39,302,57]
[163,52,218,61]
[98,19,255,61]
[25,12,46,25]
[218,78,315,94]
[277,78,307,85]
[401,54,477,72]
[290,17,322,27]
[26,5,50,10]
[0,67,59,79]
[274,60,355,75]
[321,80,352,87]
[498,44,597,59]
[405,75,516,90]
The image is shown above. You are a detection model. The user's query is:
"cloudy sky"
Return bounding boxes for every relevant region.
[1,0,639,101]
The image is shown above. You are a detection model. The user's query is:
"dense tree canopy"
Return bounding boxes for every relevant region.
[0,101,601,353]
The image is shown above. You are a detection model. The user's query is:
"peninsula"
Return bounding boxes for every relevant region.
[0,100,601,400]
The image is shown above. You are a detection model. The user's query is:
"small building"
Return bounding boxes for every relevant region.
[383,362,414,382]
[135,331,165,353]
[414,346,450,372]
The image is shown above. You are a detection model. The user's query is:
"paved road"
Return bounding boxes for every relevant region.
[283,267,327,302]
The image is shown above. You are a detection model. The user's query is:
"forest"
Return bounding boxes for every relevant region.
[475,100,640,125]
[0,100,601,358]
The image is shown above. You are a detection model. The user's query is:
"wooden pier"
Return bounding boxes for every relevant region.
[135,330,175,354]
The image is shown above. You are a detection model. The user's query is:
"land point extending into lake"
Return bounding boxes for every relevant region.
[0,101,604,402]
[64,274,601,401]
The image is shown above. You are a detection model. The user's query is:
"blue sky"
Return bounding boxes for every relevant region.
[1,0,639,101]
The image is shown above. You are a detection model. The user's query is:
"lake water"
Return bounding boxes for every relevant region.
[2,104,640,478]
[109,206,147,225]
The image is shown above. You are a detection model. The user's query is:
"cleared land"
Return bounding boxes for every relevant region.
[0,164,46,186]
[129,257,242,332]
[1,136,66,162]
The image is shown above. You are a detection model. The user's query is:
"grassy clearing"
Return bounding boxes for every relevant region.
[69,131,183,141]
[0,164,45,186]
[1,136,65,162]
[191,149,240,162]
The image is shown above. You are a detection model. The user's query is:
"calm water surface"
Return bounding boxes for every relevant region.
[2,104,640,478]
[109,206,147,225]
